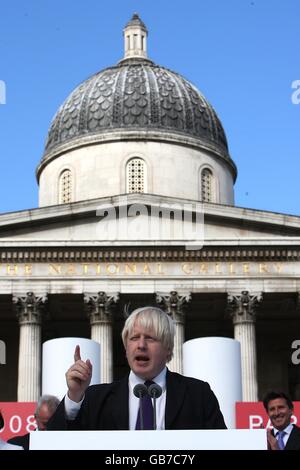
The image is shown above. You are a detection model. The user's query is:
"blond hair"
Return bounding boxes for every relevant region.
[121,306,175,361]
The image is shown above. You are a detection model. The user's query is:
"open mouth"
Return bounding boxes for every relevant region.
[135,355,150,364]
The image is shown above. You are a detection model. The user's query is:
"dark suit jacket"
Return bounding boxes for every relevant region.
[285,425,300,450]
[47,370,226,430]
[7,432,29,450]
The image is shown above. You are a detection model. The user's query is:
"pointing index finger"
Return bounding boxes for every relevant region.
[74,344,81,362]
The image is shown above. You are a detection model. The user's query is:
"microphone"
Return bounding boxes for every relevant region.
[133,383,148,430]
[148,383,162,430]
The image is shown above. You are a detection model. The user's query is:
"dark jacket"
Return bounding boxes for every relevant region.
[7,432,30,450]
[47,370,227,430]
[285,425,300,450]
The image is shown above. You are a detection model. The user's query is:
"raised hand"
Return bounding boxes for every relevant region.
[65,345,93,402]
[266,429,280,450]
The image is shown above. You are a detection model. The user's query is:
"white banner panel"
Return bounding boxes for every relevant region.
[30,429,267,450]
[42,337,101,400]
[183,337,242,428]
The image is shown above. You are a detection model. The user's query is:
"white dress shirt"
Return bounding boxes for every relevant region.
[128,367,167,430]
[64,392,84,420]
[273,423,294,447]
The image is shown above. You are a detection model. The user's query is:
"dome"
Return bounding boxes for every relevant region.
[37,14,236,181]
[43,60,228,154]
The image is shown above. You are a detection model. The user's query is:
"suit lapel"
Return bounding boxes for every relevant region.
[109,370,189,430]
[285,425,300,450]
[110,376,129,429]
[165,370,186,429]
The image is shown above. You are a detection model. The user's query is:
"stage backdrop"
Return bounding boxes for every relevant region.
[236,402,300,428]
[0,401,300,440]
[0,402,36,441]
[183,337,242,428]
[42,337,101,399]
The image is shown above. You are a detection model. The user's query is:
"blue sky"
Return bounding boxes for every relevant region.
[0,0,299,215]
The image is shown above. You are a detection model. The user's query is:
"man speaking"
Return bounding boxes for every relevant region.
[47,306,226,430]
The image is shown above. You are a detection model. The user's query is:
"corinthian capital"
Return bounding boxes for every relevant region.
[156,291,191,322]
[13,292,47,325]
[227,290,263,325]
[84,291,119,324]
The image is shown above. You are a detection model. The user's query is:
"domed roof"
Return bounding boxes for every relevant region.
[39,14,235,179]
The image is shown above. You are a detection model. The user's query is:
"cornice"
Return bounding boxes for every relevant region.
[1,246,300,263]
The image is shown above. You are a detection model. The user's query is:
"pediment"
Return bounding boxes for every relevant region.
[0,195,299,247]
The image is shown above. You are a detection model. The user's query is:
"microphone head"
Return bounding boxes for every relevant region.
[133,383,148,398]
[148,383,162,399]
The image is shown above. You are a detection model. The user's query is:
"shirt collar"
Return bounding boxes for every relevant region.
[274,423,294,436]
[129,367,167,393]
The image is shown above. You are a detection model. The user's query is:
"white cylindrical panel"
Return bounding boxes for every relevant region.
[42,337,101,400]
[183,337,242,428]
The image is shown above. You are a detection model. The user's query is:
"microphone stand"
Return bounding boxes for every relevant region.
[148,383,162,430]
[139,390,144,430]
[133,383,148,430]
[153,395,157,430]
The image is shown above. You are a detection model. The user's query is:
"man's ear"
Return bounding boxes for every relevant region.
[166,349,172,362]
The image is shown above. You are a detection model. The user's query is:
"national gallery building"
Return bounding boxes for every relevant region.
[1,14,300,403]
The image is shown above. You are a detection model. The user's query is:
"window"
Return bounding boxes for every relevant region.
[59,169,73,203]
[201,168,214,202]
[126,158,147,193]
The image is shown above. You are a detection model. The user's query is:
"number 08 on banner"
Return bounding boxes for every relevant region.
[0,402,36,441]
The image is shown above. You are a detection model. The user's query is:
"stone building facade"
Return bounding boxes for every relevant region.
[1,14,299,403]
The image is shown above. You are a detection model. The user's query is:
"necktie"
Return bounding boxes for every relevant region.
[277,430,285,450]
[135,380,154,430]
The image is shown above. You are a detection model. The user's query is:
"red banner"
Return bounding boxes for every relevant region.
[0,402,37,441]
[236,402,300,428]
[1,401,300,441]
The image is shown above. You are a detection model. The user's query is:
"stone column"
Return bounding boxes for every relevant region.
[84,292,119,383]
[227,290,262,401]
[296,292,300,313]
[156,291,191,374]
[13,292,47,402]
